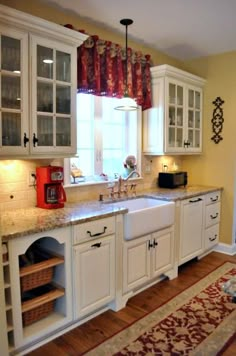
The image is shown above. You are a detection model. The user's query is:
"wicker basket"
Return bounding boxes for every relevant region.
[21,284,65,327]
[22,300,54,326]
[21,267,53,293]
[20,249,64,293]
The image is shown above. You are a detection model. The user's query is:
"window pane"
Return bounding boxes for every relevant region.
[37,82,53,112]
[56,117,71,146]
[2,36,21,72]
[37,115,53,146]
[2,112,21,146]
[77,121,93,148]
[70,93,139,183]
[37,45,53,79]
[56,51,71,82]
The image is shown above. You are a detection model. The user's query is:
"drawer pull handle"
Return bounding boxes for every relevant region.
[91,242,101,248]
[210,196,218,202]
[209,235,217,242]
[189,198,202,203]
[148,240,153,250]
[87,226,107,237]
[210,213,218,219]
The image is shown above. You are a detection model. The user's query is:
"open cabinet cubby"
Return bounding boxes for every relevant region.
[19,245,65,326]
[7,227,72,353]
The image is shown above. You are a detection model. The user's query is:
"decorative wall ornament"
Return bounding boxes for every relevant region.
[211,96,224,144]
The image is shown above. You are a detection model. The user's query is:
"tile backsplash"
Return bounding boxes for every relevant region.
[0,156,182,211]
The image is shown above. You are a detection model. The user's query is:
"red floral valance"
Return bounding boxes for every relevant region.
[77,35,152,110]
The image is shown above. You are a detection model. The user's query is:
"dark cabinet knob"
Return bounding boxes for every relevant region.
[23,133,29,147]
[33,133,39,147]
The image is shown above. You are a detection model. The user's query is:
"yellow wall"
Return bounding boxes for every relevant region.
[182,52,236,245]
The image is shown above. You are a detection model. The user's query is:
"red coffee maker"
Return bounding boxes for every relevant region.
[36,166,66,209]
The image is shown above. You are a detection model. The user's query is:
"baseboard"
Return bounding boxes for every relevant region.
[214,242,236,256]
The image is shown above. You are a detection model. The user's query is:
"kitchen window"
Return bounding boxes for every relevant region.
[64,93,142,185]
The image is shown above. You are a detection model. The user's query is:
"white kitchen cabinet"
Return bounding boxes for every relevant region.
[73,235,115,318]
[123,226,174,293]
[0,4,87,157]
[72,217,115,318]
[204,191,221,250]
[143,65,206,155]
[178,195,204,265]
[7,227,73,352]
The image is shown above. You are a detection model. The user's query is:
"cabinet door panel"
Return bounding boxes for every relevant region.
[31,35,77,154]
[152,230,173,278]
[179,198,204,264]
[0,28,28,156]
[73,235,115,318]
[123,235,151,293]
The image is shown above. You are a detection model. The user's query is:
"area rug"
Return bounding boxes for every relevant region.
[86,262,236,355]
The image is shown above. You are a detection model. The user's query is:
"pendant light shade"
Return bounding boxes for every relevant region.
[114,18,138,111]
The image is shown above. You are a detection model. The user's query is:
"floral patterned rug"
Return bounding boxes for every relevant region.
[86,262,236,356]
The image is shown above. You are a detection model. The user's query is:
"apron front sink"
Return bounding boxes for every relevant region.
[112,197,175,240]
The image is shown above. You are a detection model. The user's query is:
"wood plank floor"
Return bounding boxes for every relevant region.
[27,252,236,356]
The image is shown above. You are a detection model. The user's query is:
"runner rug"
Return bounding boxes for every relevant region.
[86,262,236,355]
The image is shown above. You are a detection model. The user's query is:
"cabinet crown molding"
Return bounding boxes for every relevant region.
[151,64,206,87]
[0,4,88,46]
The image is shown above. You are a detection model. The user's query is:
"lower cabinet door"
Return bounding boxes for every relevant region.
[152,228,173,278]
[73,235,115,318]
[179,197,204,265]
[123,235,151,293]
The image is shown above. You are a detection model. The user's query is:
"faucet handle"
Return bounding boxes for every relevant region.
[131,183,137,196]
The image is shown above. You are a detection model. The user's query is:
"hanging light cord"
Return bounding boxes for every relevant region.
[120,19,133,95]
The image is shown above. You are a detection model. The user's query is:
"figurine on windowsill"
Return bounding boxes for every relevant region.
[123,155,137,178]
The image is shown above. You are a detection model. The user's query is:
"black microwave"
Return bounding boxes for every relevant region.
[158,171,188,189]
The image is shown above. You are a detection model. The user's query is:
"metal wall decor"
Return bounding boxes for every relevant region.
[211,96,224,144]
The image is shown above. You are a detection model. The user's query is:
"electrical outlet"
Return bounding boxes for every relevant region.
[29,171,36,186]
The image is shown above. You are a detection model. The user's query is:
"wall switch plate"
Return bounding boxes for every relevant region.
[28,171,36,186]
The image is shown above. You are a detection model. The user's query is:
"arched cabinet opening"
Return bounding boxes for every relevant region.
[8,227,72,350]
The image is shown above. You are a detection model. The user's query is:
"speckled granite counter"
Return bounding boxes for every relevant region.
[1,185,222,241]
[147,185,222,201]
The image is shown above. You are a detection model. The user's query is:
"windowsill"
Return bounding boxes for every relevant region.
[64,176,143,189]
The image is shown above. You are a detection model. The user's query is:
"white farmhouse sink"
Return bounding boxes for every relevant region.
[112,197,175,240]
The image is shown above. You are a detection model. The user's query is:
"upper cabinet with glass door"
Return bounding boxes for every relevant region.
[0,4,88,158]
[143,65,206,155]
[0,27,28,156]
[31,36,76,155]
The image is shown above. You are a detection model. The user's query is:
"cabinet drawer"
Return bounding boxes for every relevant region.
[205,202,221,228]
[205,191,221,205]
[205,224,219,250]
[73,217,115,244]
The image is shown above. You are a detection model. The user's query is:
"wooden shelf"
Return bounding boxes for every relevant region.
[20,256,64,278]
[22,287,65,313]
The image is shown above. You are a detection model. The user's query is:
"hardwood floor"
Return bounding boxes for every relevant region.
[27,252,236,356]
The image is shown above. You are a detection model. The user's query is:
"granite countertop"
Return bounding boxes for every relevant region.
[1,185,222,241]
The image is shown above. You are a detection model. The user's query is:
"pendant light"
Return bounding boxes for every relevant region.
[114,18,138,111]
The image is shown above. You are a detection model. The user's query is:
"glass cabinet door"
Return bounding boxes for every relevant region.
[167,81,184,150]
[0,31,28,154]
[186,88,202,150]
[31,36,74,153]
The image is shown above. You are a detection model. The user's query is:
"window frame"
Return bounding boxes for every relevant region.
[63,95,142,187]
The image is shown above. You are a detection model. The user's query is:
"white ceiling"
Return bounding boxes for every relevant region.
[42,0,236,61]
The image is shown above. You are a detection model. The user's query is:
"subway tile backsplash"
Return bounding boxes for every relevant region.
[0,156,182,211]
